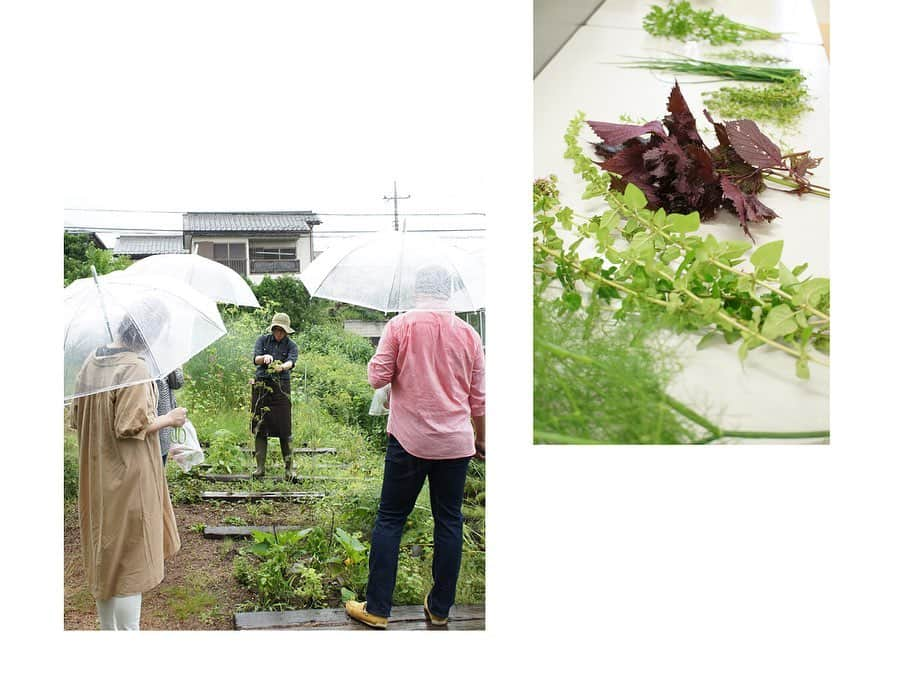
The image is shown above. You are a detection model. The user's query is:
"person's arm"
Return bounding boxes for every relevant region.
[469,332,486,460]
[472,415,485,460]
[275,339,298,372]
[368,321,398,389]
[253,335,273,366]
[145,407,187,434]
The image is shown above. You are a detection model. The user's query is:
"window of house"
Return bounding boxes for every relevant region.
[197,241,247,274]
[250,241,300,273]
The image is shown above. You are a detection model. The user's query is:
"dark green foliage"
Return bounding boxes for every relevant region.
[64,232,132,286]
[301,323,375,364]
[64,433,79,501]
[249,276,334,332]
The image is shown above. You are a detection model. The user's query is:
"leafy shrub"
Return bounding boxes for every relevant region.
[249,276,334,332]
[392,551,427,606]
[299,323,374,364]
[205,429,247,474]
[64,433,79,501]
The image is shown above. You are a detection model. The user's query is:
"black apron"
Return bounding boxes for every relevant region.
[251,377,292,439]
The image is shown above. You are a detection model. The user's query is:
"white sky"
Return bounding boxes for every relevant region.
[61,1,506,254]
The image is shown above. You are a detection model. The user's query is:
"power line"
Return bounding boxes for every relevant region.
[63,207,486,216]
[64,225,485,234]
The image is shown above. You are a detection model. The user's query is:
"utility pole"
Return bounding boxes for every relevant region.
[382,181,410,231]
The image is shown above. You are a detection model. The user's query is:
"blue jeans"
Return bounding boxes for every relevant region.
[365,435,471,618]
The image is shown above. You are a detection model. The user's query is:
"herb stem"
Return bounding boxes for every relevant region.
[537,338,829,442]
[763,173,830,198]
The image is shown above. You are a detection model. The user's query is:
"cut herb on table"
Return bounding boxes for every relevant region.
[588,82,828,239]
[621,56,803,84]
[643,0,782,45]
[533,110,830,379]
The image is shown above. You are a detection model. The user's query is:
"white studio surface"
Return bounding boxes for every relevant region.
[534,1,830,440]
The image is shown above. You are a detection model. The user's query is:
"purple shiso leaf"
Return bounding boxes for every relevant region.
[586,120,667,145]
[724,119,783,170]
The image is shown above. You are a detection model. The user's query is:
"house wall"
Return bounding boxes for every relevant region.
[191,233,313,281]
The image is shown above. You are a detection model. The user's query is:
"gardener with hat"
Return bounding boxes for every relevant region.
[251,312,299,480]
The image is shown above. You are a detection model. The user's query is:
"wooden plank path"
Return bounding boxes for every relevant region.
[203,524,311,539]
[234,605,485,631]
[201,491,325,501]
[201,473,371,483]
[239,447,337,455]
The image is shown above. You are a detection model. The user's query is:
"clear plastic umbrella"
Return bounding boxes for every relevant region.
[64,269,227,400]
[299,230,485,312]
[121,253,260,307]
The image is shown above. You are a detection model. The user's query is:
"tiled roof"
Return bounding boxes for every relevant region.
[114,236,187,255]
[183,212,320,233]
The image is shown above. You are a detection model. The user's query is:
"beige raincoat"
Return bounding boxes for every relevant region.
[72,350,181,600]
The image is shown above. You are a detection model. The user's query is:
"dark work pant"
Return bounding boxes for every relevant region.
[365,435,471,618]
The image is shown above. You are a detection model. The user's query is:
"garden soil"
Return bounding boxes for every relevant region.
[64,500,300,630]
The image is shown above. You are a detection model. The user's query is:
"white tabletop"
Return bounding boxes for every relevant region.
[534,3,830,441]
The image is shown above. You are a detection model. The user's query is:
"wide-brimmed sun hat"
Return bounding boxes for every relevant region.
[268,312,294,334]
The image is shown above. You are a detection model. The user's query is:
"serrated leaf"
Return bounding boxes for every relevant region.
[750,240,784,270]
[761,304,798,339]
[724,119,783,169]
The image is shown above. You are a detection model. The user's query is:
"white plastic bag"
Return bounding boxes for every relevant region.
[167,419,205,472]
[368,384,391,416]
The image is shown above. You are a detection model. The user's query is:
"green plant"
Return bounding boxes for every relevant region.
[63,433,79,501]
[205,429,247,475]
[246,500,276,518]
[224,515,247,526]
[702,80,813,130]
[643,1,783,45]
[622,56,802,83]
[535,115,830,379]
[293,565,326,607]
[189,522,207,534]
[63,232,132,286]
[710,49,789,65]
[392,551,427,606]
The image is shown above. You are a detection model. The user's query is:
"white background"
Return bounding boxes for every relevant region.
[2,0,899,672]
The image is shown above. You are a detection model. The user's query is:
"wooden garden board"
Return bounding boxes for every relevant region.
[234,604,485,630]
[201,473,368,482]
[203,525,311,539]
[201,491,325,501]
[239,447,337,454]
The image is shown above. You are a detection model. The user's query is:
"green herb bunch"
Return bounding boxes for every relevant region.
[534,113,830,380]
[622,56,802,83]
[643,1,782,45]
[703,80,812,130]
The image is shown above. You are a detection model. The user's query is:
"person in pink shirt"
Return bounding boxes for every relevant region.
[346,265,485,629]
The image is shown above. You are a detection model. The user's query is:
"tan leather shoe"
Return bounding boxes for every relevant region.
[345,600,388,629]
[423,594,448,626]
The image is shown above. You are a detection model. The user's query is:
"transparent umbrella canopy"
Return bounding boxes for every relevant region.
[64,270,227,400]
[299,230,485,312]
[122,253,260,307]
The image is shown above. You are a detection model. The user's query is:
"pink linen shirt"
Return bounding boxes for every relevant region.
[368,310,485,460]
